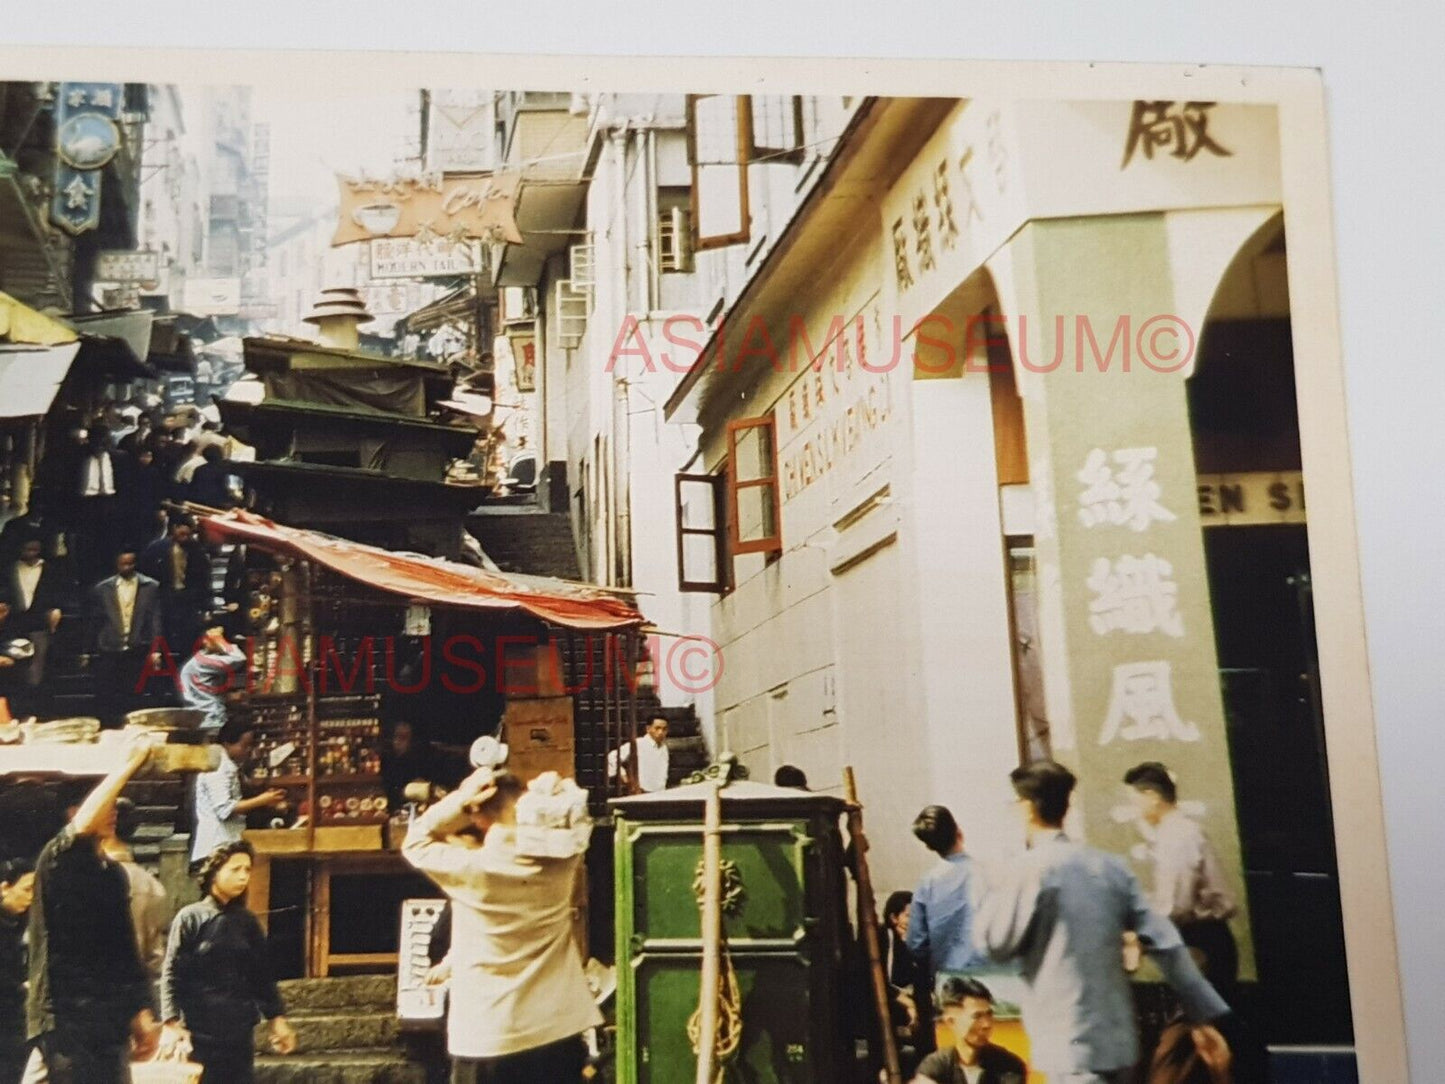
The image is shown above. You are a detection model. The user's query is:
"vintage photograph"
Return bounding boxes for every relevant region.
[0,53,1395,1084]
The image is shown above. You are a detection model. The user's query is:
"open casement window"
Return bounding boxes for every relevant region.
[727,416,783,558]
[675,471,730,594]
[686,94,751,251]
[748,95,806,164]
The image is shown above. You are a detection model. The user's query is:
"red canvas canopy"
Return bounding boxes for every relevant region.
[199,509,643,631]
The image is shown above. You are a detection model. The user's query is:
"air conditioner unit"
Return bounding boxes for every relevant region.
[569,242,596,292]
[555,279,589,349]
[659,205,694,273]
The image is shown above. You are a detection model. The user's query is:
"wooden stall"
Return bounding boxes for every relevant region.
[193,508,646,978]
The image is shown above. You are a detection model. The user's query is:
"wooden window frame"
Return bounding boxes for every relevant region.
[674,470,730,594]
[726,415,783,558]
[686,94,752,252]
[747,95,806,164]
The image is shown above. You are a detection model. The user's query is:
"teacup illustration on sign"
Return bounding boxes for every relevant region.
[352,202,402,236]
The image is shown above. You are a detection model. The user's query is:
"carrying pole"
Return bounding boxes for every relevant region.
[694,782,724,1084]
[844,766,903,1084]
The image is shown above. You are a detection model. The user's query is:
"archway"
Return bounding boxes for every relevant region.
[1188,215,1354,1046]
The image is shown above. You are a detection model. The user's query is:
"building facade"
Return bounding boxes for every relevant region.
[664,96,1346,1047]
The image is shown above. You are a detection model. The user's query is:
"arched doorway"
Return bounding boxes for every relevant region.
[1188,216,1353,1046]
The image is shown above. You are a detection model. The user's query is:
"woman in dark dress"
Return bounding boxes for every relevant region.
[159,842,297,1083]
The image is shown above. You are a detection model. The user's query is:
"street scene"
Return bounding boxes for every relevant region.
[0,76,1357,1083]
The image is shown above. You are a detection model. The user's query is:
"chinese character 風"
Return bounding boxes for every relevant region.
[1098,660,1201,745]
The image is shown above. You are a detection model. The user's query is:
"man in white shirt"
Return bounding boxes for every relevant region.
[2,536,70,689]
[1123,762,1240,1006]
[190,720,286,868]
[75,427,121,585]
[606,715,670,794]
[402,768,600,1083]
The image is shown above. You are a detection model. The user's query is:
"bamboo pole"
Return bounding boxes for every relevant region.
[694,782,724,1084]
[844,766,902,1084]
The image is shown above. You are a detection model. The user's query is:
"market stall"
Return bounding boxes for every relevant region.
[192,508,648,977]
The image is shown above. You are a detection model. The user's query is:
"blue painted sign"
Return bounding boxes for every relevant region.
[50,82,124,237]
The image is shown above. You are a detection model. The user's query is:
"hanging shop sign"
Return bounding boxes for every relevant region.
[506,329,536,392]
[333,171,523,248]
[369,237,488,280]
[95,249,161,286]
[50,83,124,237]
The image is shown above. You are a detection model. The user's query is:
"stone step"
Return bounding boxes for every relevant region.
[278,975,396,1013]
[254,1051,427,1084]
[254,1010,400,1055]
[124,780,186,805]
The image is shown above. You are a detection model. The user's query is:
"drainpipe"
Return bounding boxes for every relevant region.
[608,125,629,587]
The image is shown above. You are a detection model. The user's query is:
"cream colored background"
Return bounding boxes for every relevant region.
[0,14,1430,1079]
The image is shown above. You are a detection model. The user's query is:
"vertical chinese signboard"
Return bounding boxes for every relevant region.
[1018,214,1255,976]
[50,82,124,236]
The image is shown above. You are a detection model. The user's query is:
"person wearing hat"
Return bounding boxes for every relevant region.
[402,767,601,1083]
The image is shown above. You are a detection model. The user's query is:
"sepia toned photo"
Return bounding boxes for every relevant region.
[0,50,1400,1084]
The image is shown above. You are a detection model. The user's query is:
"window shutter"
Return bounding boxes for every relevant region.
[726,415,783,557]
[675,472,728,593]
[748,95,806,164]
[686,94,751,251]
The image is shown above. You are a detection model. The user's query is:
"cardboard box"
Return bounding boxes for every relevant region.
[503,696,575,783]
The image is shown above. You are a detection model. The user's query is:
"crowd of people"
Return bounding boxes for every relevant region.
[876,760,1264,1084]
[0,735,295,1083]
[0,396,244,728]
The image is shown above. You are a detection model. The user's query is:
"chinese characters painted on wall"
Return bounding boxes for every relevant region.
[1098,661,1202,746]
[1078,446,1177,531]
[1121,101,1233,169]
[1075,444,1199,746]
[893,108,1005,295]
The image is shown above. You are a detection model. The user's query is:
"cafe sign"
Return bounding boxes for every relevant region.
[333,171,523,248]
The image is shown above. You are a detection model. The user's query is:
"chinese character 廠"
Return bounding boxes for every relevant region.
[1122,101,1233,169]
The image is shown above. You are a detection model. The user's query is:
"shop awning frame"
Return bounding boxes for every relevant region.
[0,341,83,419]
[198,508,643,631]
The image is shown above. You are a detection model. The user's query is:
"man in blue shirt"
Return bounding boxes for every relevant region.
[905,805,990,1055]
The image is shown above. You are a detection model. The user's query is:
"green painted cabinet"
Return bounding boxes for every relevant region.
[611,780,851,1083]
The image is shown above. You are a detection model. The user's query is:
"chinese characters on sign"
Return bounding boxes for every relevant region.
[1086,554,1185,638]
[50,82,124,236]
[333,171,523,247]
[1076,444,1198,745]
[892,108,1004,295]
[1077,447,1176,531]
[1121,101,1233,169]
[1098,661,1201,746]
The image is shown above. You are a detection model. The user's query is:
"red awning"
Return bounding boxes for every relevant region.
[199,509,643,631]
